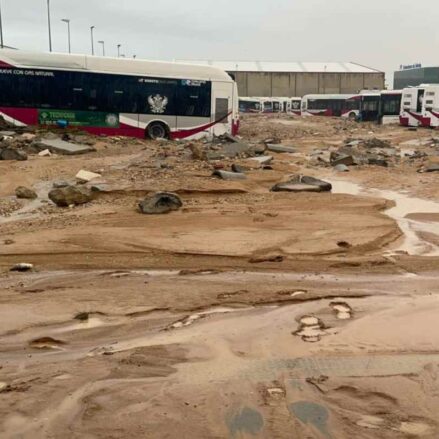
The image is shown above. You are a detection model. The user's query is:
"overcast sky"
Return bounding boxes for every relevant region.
[1,0,438,85]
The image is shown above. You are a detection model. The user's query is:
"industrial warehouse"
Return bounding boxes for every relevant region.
[180,60,385,97]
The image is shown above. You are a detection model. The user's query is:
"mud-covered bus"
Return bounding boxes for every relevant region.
[261,98,283,113]
[379,90,402,125]
[290,97,302,115]
[0,49,239,139]
[421,85,439,128]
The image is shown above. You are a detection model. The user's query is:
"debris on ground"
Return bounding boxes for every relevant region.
[34,138,96,156]
[272,175,332,193]
[48,185,93,207]
[212,170,247,180]
[75,170,102,183]
[10,263,34,272]
[138,192,183,214]
[15,186,38,200]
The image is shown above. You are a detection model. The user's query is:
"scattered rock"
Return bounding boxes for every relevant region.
[368,158,388,167]
[337,241,352,249]
[334,164,349,172]
[272,175,332,193]
[0,148,28,161]
[212,170,247,180]
[419,164,439,173]
[231,164,248,173]
[38,149,51,157]
[331,153,355,167]
[138,192,182,214]
[75,170,102,183]
[34,138,95,155]
[48,185,93,207]
[266,144,297,154]
[52,180,70,189]
[15,186,37,200]
[10,263,34,272]
[248,155,273,166]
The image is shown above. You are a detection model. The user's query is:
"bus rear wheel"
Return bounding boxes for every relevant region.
[348,112,357,120]
[146,122,169,140]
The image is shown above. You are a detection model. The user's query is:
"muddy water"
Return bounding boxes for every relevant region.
[0,180,52,225]
[331,180,439,256]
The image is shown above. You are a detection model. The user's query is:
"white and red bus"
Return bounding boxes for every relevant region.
[421,85,439,128]
[238,97,262,113]
[400,86,428,127]
[301,94,361,118]
[290,97,302,115]
[0,49,239,140]
[261,98,283,113]
[379,90,402,125]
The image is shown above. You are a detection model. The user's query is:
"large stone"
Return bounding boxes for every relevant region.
[0,148,28,161]
[34,138,95,155]
[48,185,93,207]
[212,170,247,180]
[271,175,332,193]
[266,144,297,154]
[138,192,182,215]
[15,186,37,199]
[330,153,355,167]
[75,170,102,183]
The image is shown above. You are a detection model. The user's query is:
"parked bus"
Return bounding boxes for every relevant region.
[238,97,262,113]
[261,98,283,113]
[0,49,239,140]
[379,90,402,125]
[400,86,428,127]
[421,85,439,128]
[301,94,360,118]
[290,97,302,115]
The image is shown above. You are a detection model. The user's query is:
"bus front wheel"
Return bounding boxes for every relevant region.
[348,112,357,120]
[146,122,169,140]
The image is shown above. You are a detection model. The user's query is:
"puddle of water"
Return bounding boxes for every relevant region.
[289,401,331,438]
[331,180,439,256]
[227,407,264,438]
[0,181,53,225]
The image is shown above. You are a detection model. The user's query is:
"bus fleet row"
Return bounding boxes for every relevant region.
[240,88,439,128]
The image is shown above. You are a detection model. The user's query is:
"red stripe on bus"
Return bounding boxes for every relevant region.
[0,60,14,68]
[170,113,232,140]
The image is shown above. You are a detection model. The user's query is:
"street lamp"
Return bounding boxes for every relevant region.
[98,40,105,56]
[47,0,52,52]
[117,44,121,57]
[0,0,4,49]
[90,26,95,55]
[61,19,71,53]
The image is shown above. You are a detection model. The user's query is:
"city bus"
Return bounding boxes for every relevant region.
[0,49,239,140]
[379,90,402,125]
[261,98,283,113]
[421,85,439,128]
[239,97,262,113]
[301,94,360,118]
[400,86,428,127]
[290,97,302,115]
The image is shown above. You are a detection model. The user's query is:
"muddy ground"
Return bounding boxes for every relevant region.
[1,114,439,438]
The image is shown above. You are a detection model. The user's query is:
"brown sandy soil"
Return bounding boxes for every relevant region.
[1,115,439,438]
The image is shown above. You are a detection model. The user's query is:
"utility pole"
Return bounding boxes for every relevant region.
[47,0,52,52]
[98,40,105,56]
[90,26,95,55]
[117,44,121,57]
[61,19,71,53]
[0,0,4,49]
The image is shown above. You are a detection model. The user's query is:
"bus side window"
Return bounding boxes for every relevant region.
[176,83,211,117]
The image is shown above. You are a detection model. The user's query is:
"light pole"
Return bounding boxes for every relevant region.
[0,0,4,49]
[98,40,105,56]
[47,0,52,52]
[61,19,71,53]
[117,44,121,57]
[90,26,95,55]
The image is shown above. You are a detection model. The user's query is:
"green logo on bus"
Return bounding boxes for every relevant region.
[38,109,120,128]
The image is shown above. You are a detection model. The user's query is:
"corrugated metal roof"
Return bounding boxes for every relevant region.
[176,60,383,74]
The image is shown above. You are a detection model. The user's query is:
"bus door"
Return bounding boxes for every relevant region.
[211,81,233,136]
[361,95,380,121]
